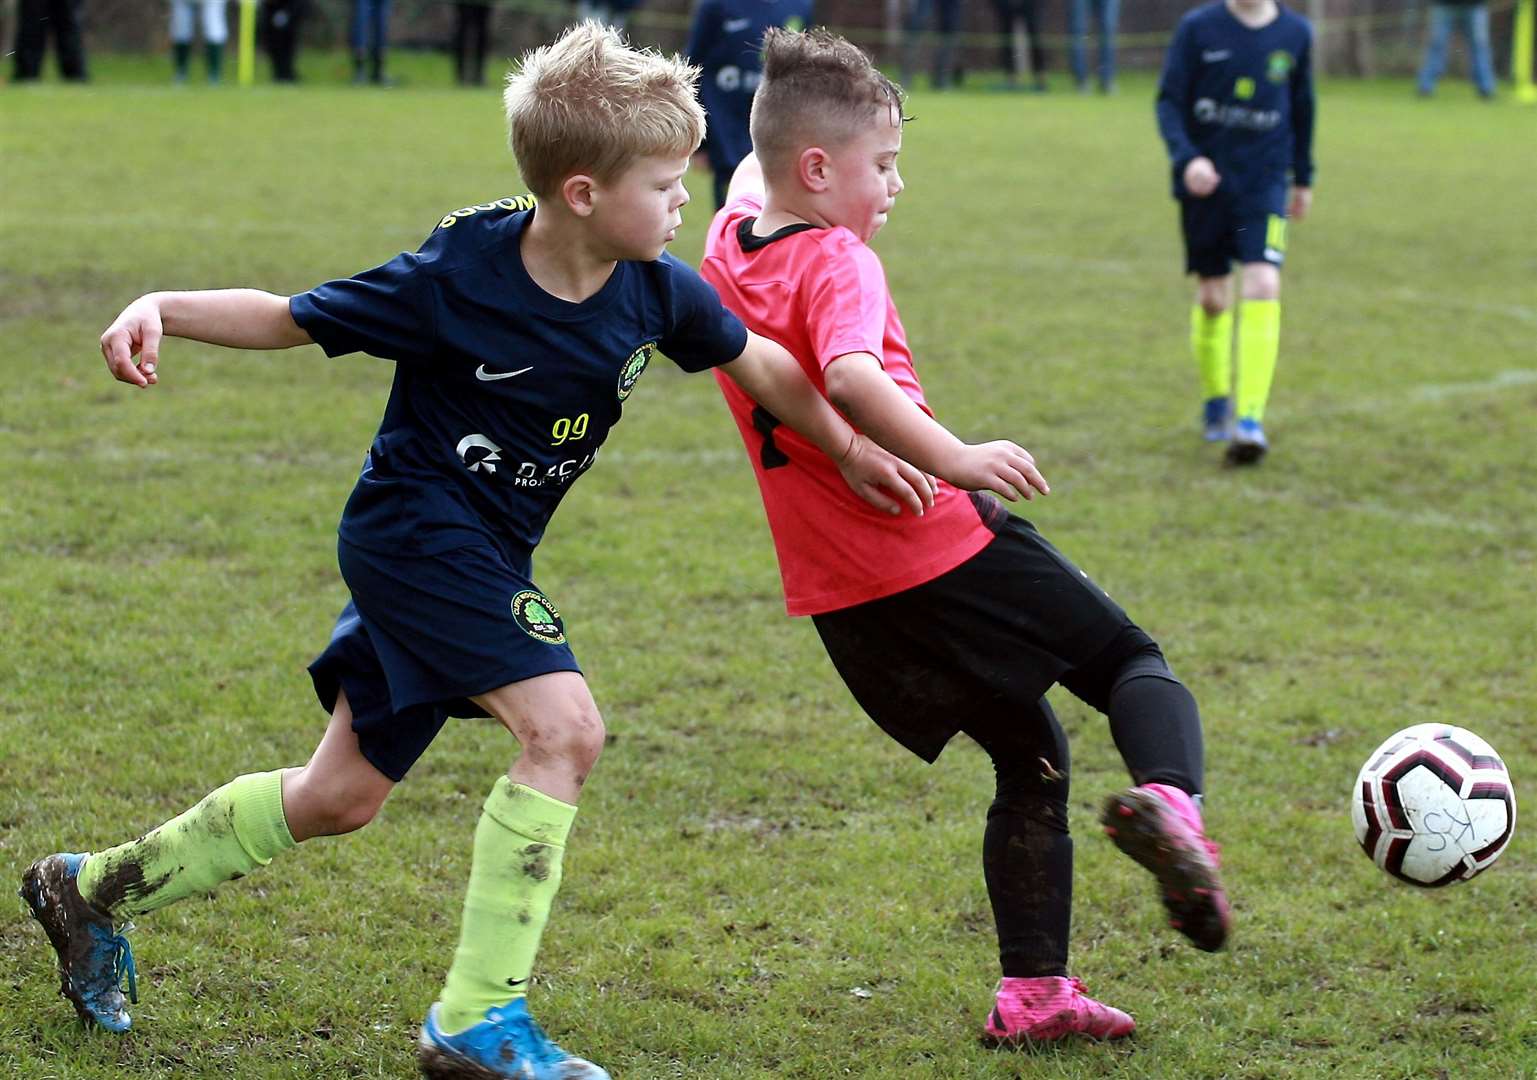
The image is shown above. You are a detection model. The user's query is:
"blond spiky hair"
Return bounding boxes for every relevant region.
[504,21,706,198]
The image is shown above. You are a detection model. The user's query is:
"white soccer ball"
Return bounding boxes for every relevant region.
[1351,724,1516,887]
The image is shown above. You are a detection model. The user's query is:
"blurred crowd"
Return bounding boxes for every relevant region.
[7,0,1508,101]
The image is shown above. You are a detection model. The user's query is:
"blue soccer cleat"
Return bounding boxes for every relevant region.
[418,999,610,1079]
[1202,397,1231,442]
[19,853,138,1032]
[1225,417,1268,465]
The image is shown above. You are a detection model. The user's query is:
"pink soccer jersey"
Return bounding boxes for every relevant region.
[701,193,993,615]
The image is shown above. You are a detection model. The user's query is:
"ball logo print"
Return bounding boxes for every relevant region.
[1351,725,1516,887]
[510,590,566,645]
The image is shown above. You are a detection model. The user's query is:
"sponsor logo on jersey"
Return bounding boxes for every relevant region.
[617,341,657,401]
[1194,97,1282,132]
[1266,50,1294,84]
[511,590,566,645]
[475,364,533,382]
[438,194,537,230]
[457,433,504,474]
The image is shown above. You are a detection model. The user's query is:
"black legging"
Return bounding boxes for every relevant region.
[994,0,1045,81]
[967,635,1204,977]
[263,0,305,82]
[454,3,492,86]
[12,0,87,81]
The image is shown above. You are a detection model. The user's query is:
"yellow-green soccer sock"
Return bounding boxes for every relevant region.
[1190,305,1234,401]
[1236,299,1281,422]
[437,778,577,1034]
[77,771,296,920]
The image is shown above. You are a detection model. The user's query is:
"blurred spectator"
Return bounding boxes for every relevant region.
[352,0,391,84]
[994,0,1046,91]
[1069,0,1119,93]
[170,0,227,84]
[575,0,645,29]
[901,0,965,90]
[1416,0,1496,98]
[685,0,814,207]
[12,0,89,81]
[263,0,306,83]
[453,1,493,86]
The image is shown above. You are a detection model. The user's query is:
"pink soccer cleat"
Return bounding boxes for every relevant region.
[981,976,1135,1046]
[1101,782,1231,951]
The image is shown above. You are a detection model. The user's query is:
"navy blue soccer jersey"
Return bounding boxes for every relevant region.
[686,0,814,176]
[290,197,749,559]
[1156,2,1315,207]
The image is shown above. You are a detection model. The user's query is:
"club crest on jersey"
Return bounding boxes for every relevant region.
[617,342,657,401]
[511,590,566,644]
[1266,50,1294,84]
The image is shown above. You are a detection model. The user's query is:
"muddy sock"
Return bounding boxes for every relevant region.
[437,778,576,1034]
[984,794,1074,978]
[77,771,295,920]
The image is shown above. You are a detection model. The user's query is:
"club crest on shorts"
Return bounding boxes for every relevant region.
[617,342,656,401]
[510,590,566,644]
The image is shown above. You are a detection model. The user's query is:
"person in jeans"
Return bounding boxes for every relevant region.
[1070,0,1119,93]
[1417,0,1497,99]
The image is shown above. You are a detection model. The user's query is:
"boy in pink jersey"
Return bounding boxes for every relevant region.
[700,27,1231,1045]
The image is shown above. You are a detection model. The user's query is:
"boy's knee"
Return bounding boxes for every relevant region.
[1240,263,1281,301]
[323,795,383,836]
[1060,626,1174,713]
[1195,281,1231,316]
[505,698,608,774]
[285,769,388,838]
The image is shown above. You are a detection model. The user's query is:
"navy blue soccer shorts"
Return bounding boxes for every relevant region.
[308,538,582,782]
[1179,182,1289,278]
[811,501,1153,764]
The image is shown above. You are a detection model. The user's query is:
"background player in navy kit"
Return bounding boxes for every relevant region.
[686,0,813,208]
[18,22,931,1080]
[1157,0,1315,464]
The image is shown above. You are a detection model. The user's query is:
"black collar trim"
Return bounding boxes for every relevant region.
[737,216,817,252]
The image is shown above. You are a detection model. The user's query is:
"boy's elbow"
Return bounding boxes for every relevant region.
[823,362,861,418]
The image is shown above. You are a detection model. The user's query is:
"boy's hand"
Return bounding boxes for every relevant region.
[1183,157,1221,198]
[837,434,936,517]
[947,441,1049,502]
[100,295,164,387]
[1289,185,1312,222]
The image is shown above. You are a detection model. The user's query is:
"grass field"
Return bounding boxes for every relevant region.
[3,52,1536,1080]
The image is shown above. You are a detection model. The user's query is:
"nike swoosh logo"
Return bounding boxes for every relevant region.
[476,365,532,381]
[1202,50,1231,62]
[724,17,751,31]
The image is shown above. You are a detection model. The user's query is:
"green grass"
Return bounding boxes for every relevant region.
[3,68,1536,1079]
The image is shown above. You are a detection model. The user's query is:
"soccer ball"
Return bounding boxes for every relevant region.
[1351,724,1516,887]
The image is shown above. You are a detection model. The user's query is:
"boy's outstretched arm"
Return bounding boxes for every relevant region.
[719,332,935,517]
[823,352,1049,502]
[100,290,313,387]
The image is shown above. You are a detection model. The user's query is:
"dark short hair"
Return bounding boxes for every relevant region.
[750,28,905,176]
